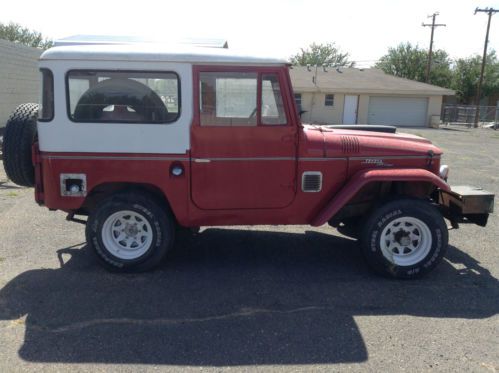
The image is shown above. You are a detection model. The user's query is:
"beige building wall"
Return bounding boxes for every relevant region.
[427,96,443,124]
[297,91,444,127]
[299,92,344,124]
[0,39,42,129]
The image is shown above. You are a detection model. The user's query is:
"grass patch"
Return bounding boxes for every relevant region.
[6,191,18,197]
[0,257,5,263]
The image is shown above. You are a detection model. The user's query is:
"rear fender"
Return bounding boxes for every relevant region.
[311,168,450,227]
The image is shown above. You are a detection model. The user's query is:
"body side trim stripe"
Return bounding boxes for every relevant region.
[42,155,344,162]
[41,154,438,162]
[195,157,295,161]
[42,155,190,161]
[299,157,346,161]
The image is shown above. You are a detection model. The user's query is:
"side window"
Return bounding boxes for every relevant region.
[200,72,257,126]
[67,71,180,123]
[39,69,54,121]
[325,94,334,107]
[261,74,287,125]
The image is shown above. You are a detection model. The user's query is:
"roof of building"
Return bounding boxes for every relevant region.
[40,44,287,65]
[290,66,454,96]
[0,38,43,56]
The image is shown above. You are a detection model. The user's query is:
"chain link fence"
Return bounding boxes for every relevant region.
[442,104,499,128]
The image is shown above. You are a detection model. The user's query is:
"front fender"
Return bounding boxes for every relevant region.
[311,168,450,227]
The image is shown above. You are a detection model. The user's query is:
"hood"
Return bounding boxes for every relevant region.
[300,124,442,159]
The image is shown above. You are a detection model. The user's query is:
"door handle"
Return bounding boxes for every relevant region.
[194,158,211,163]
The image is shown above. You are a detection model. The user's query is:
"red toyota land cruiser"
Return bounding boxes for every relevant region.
[2,43,494,278]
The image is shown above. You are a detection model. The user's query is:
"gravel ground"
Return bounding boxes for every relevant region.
[0,127,497,372]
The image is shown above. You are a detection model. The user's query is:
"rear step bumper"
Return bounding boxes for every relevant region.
[439,185,495,227]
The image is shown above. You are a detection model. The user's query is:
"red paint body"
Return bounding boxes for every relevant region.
[34,64,447,227]
[311,168,450,227]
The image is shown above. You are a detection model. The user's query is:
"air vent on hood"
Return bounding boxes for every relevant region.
[341,136,360,153]
[302,172,322,192]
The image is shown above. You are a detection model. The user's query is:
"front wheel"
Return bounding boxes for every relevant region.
[86,193,174,272]
[360,198,448,279]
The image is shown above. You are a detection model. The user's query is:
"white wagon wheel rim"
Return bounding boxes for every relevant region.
[380,216,432,266]
[101,210,153,260]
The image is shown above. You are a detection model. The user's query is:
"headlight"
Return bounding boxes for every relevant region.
[439,165,449,181]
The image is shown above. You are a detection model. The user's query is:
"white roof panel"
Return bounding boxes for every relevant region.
[40,44,288,65]
[54,35,229,49]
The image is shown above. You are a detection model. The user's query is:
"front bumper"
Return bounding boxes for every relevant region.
[439,185,495,227]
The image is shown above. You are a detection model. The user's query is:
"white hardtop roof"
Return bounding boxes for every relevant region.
[54,35,230,49]
[40,44,288,65]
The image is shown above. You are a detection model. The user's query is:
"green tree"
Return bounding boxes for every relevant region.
[375,42,452,88]
[290,42,353,67]
[451,51,499,104]
[0,22,53,49]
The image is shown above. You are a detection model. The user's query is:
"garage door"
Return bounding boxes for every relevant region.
[368,96,428,127]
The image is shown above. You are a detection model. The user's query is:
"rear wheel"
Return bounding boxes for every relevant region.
[86,193,174,272]
[359,198,448,279]
[2,103,38,187]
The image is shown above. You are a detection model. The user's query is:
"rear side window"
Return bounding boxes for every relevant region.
[39,69,54,121]
[67,71,180,123]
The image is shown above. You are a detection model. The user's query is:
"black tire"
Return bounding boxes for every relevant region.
[2,103,38,187]
[86,192,175,272]
[73,78,168,122]
[359,198,448,279]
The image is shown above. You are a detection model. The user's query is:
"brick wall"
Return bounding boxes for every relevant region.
[0,39,42,130]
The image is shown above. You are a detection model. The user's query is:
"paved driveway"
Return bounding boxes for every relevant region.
[0,127,497,372]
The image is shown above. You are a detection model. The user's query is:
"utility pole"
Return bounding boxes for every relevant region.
[474,7,498,128]
[422,12,446,84]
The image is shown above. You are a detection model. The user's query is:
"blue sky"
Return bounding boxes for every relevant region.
[1,0,498,66]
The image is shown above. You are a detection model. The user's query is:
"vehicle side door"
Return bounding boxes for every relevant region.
[190,66,298,210]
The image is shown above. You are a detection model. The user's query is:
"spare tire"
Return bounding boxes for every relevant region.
[2,103,39,187]
[73,78,168,122]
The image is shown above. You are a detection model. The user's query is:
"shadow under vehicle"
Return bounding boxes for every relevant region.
[0,228,497,365]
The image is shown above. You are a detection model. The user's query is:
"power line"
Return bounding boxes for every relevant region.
[422,12,446,83]
[473,7,498,128]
